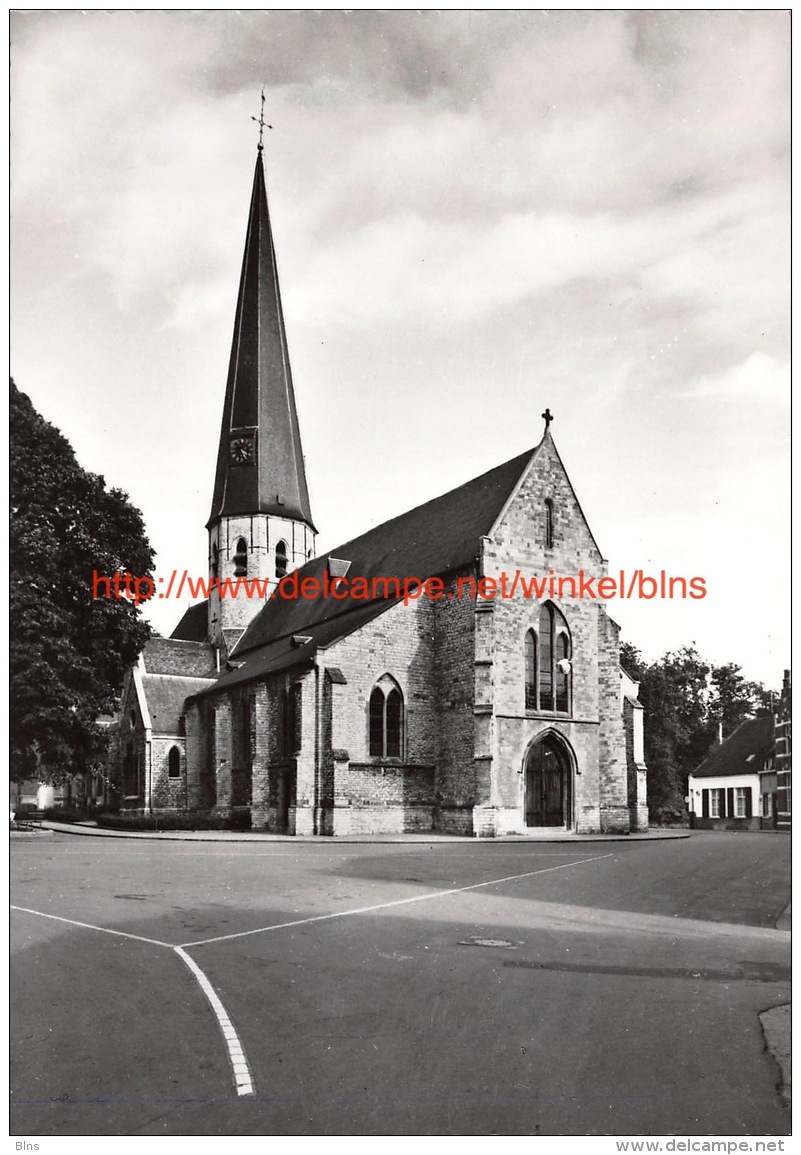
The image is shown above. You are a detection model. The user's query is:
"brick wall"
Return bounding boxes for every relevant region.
[479,433,630,834]
[209,514,315,645]
[433,570,479,833]
[148,736,188,810]
[596,611,629,832]
[213,698,233,814]
[318,597,437,833]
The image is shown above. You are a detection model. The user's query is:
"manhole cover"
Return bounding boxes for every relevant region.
[457,937,522,949]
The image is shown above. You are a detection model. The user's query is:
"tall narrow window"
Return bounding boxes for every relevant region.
[544,499,554,548]
[211,543,219,578]
[234,537,248,577]
[275,540,288,579]
[538,602,571,714]
[369,688,385,756]
[539,605,554,711]
[168,746,181,779]
[555,632,570,713]
[386,689,403,758]
[524,630,537,709]
[368,677,404,759]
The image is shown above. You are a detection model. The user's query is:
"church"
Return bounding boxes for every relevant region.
[116,144,648,837]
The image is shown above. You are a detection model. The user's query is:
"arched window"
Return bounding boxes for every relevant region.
[544,499,554,548]
[211,543,219,578]
[524,630,537,709]
[234,537,248,577]
[538,602,571,714]
[368,677,404,759]
[168,746,181,779]
[275,540,288,579]
[555,631,570,713]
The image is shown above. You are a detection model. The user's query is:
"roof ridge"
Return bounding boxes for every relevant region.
[234,443,536,657]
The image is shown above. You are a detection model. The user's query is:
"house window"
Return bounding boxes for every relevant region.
[234,537,248,577]
[275,540,288,579]
[524,630,537,709]
[369,677,404,759]
[538,602,571,714]
[762,793,773,818]
[735,787,748,818]
[710,789,722,818]
[544,499,554,548]
[168,746,181,779]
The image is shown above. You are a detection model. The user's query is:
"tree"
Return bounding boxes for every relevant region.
[708,662,773,739]
[621,641,776,823]
[10,380,154,781]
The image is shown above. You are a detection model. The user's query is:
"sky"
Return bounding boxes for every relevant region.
[10,10,790,688]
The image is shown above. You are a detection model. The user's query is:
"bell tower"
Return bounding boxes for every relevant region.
[206,144,316,653]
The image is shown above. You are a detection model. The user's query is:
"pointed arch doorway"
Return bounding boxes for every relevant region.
[524,733,573,828]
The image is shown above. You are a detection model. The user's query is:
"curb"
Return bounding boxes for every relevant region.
[38,821,692,845]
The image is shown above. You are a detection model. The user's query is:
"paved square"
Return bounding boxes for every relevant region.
[10,832,790,1136]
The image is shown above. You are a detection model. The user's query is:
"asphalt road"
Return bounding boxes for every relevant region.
[10,831,790,1137]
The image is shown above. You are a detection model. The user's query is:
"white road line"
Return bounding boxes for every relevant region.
[10,905,172,947]
[174,947,254,1097]
[10,904,256,1097]
[181,853,614,948]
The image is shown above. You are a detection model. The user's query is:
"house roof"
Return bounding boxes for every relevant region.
[190,439,547,698]
[171,601,209,643]
[207,151,315,531]
[141,674,217,735]
[198,599,392,696]
[233,439,540,662]
[691,716,775,779]
[143,635,217,678]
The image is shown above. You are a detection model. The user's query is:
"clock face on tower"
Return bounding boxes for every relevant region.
[229,434,255,465]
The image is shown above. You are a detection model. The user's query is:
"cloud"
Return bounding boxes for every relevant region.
[9,11,790,683]
[686,353,789,403]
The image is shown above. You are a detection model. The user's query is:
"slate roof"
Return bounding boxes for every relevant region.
[691,716,775,779]
[141,674,217,734]
[237,441,537,655]
[207,151,315,530]
[171,601,209,643]
[195,441,541,698]
[143,635,217,678]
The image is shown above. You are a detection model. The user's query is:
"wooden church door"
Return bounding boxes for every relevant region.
[525,736,569,827]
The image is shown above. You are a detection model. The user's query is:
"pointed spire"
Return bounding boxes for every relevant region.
[208,151,315,530]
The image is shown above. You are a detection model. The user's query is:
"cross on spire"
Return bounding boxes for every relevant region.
[542,407,553,431]
[251,87,272,152]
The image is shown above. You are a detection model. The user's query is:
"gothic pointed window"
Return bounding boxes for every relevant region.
[524,630,537,709]
[538,602,571,715]
[368,676,404,759]
[234,537,248,577]
[539,605,554,711]
[168,746,181,779]
[544,499,554,548]
[555,631,570,713]
[369,688,384,756]
[275,540,288,579]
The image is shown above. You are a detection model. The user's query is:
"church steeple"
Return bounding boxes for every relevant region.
[206,148,316,652]
[208,151,315,531]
